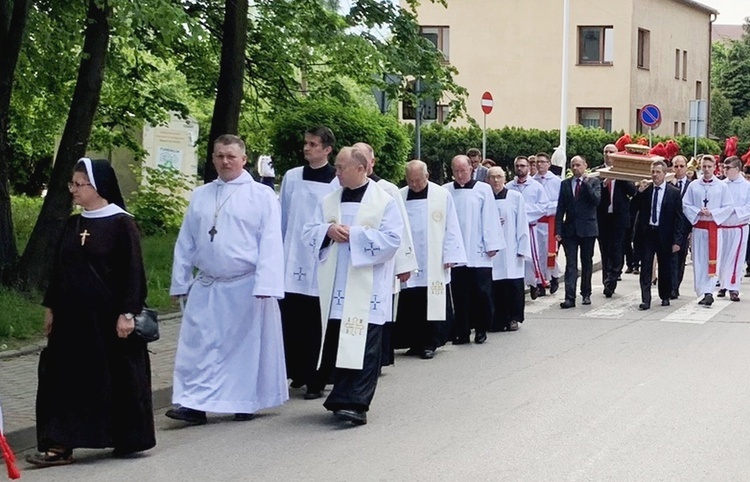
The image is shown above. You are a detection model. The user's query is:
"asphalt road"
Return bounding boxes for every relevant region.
[18,265,750,481]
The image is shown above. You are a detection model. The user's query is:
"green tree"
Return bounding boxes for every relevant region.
[709,88,733,139]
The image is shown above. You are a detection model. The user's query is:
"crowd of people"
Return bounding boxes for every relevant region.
[21,127,750,470]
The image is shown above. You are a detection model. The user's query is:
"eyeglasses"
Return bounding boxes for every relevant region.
[724,165,738,170]
[68,181,93,190]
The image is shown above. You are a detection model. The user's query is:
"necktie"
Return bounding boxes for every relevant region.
[677,180,682,193]
[651,186,660,224]
[575,178,581,198]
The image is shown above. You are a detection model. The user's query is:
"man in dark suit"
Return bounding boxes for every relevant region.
[632,160,687,310]
[555,155,601,308]
[598,144,637,298]
[669,155,691,299]
[467,148,489,182]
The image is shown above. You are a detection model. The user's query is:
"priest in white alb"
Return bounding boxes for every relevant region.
[166,135,288,425]
[302,146,403,426]
[488,166,532,332]
[717,156,750,302]
[394,160,467,359]
[353,142,417,367]
[444,155,505,345]
[279,126,339,399]
[507,155,550,299]
[682,154,732,306]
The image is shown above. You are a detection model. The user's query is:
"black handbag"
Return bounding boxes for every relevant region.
[134,308,160,342]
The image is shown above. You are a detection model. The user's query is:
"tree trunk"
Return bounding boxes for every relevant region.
[0,0,32,283]
[15,0,111,291]
[203,0,248,183]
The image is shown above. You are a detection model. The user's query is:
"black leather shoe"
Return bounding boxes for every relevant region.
[404,348,421,356]
[625,267,634,274]
[639,303,650,310]
[529,285,539,300]
[304,390,323,400]
[537,285,547,297]
[560,300,575,309]
[508,320,519,331]
[549,277,559,294]
[452,337,470,345]
[661,299,670,306]
[289,379,305,389]
[717,288,727,298]
[474,331,487,344]
[165,407,207,425]
[730,291,740,302]
[335,409,367,425]
[699,293,714,306]
[420,349,435,359]
[670,291,679,300]
[234,413,255,422]
[582,296,591,305]
[603,287,613,298]
[632,267,640,274]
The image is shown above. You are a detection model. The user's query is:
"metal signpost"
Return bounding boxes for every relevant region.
[481,91,493,160]
[640,104,661,147]
[689,99,708,160]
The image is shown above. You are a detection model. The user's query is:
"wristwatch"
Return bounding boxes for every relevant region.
[124,313,135,320]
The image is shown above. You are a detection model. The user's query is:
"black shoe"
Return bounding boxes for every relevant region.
[289,379,305,389]
[661,299,670,307]
[603,287,613,298]
[537,285,547,297]
[670,291,679,300]
[474,331,487,344]
[730,291,740,302]
[452,337,470,345]
[420,349,435,359]
[582,296,591,305]
[745,269,750,278]
[639,303,650,310]
[165,407,207,425]
[560,300,575,309]
[698,294,714,306]
[304,390,323,400]
[549,277,559,294]
[404,347,421,356]
[625,267,634,274]
[529,285,539,300]
[632,267,640,274]
[717,288,727,298]
[335,409,367,425]
[234,413,255,422]
[508,320,519,331]
[617,275,622,281]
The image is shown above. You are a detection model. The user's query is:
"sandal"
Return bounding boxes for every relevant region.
[25,448,73,467]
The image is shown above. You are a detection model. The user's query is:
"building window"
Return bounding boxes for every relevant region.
[675,49,680,79]
[637,29,650,69]
[578,26,613,65]
[695,81,702,99]
[578,108,612,132]
[420,26,450,62]
[674,121,679,136]
[437,105,450,123]
[682,50,688,80]
[681,122,686,135]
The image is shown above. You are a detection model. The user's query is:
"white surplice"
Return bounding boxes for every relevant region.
[533,171,562,279]
[492,189,532,280]
[400,182,467,319]
[303,180,402,369]
[280,166,339,296]
[442,181,505,268]
[683,175,733,295]
[507,177,550,285]
[170,171,288,414]
[719,177,750,291]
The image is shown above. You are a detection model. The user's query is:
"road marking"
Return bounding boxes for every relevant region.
[582,289,643,319]
[660,296,734,324]
[525,292,564,314]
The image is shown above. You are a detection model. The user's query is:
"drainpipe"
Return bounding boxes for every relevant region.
[707,12,717,138]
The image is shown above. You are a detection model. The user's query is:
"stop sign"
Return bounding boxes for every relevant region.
[481,91,493,115]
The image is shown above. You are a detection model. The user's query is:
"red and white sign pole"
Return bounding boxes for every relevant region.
[481,91,493,160]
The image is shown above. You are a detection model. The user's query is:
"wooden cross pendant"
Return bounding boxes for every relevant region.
[209,225,218,242]
[79,229,90,246]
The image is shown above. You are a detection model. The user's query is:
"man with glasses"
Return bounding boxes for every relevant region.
[507,156,550,299]
[533,152,561,295]
[682,155,732,306]
[669,155,692,299]
[716,156,750,301]
[597,144,636,298]
[466,148,489,182]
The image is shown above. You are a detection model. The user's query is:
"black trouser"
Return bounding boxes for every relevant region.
[640,228,674,303]
[393,286,453,351]
[451,267,493,341]
[279,293,321,387]
[598,215,627,292]
[671,237,690,295]
[561,234,596,302]
[491,278,525,331]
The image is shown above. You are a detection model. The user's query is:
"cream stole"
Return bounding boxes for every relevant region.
[402,182,448,320]
[318,181,391,369]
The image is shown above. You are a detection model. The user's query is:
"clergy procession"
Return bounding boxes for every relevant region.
[18,127,750,473]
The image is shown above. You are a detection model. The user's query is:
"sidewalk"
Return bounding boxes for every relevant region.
[0,243,602,452]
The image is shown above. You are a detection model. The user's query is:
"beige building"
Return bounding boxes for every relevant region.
[405,0,718,137]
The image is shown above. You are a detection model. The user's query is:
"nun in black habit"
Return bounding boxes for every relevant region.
[27,158,155,467]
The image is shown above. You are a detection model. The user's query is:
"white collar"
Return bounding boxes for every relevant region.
[81,203,131,219]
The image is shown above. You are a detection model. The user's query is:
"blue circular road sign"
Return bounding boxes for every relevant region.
[640,104,661,127]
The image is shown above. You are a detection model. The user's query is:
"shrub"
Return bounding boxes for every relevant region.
[11,195,44,253]
[129,166,196,235]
